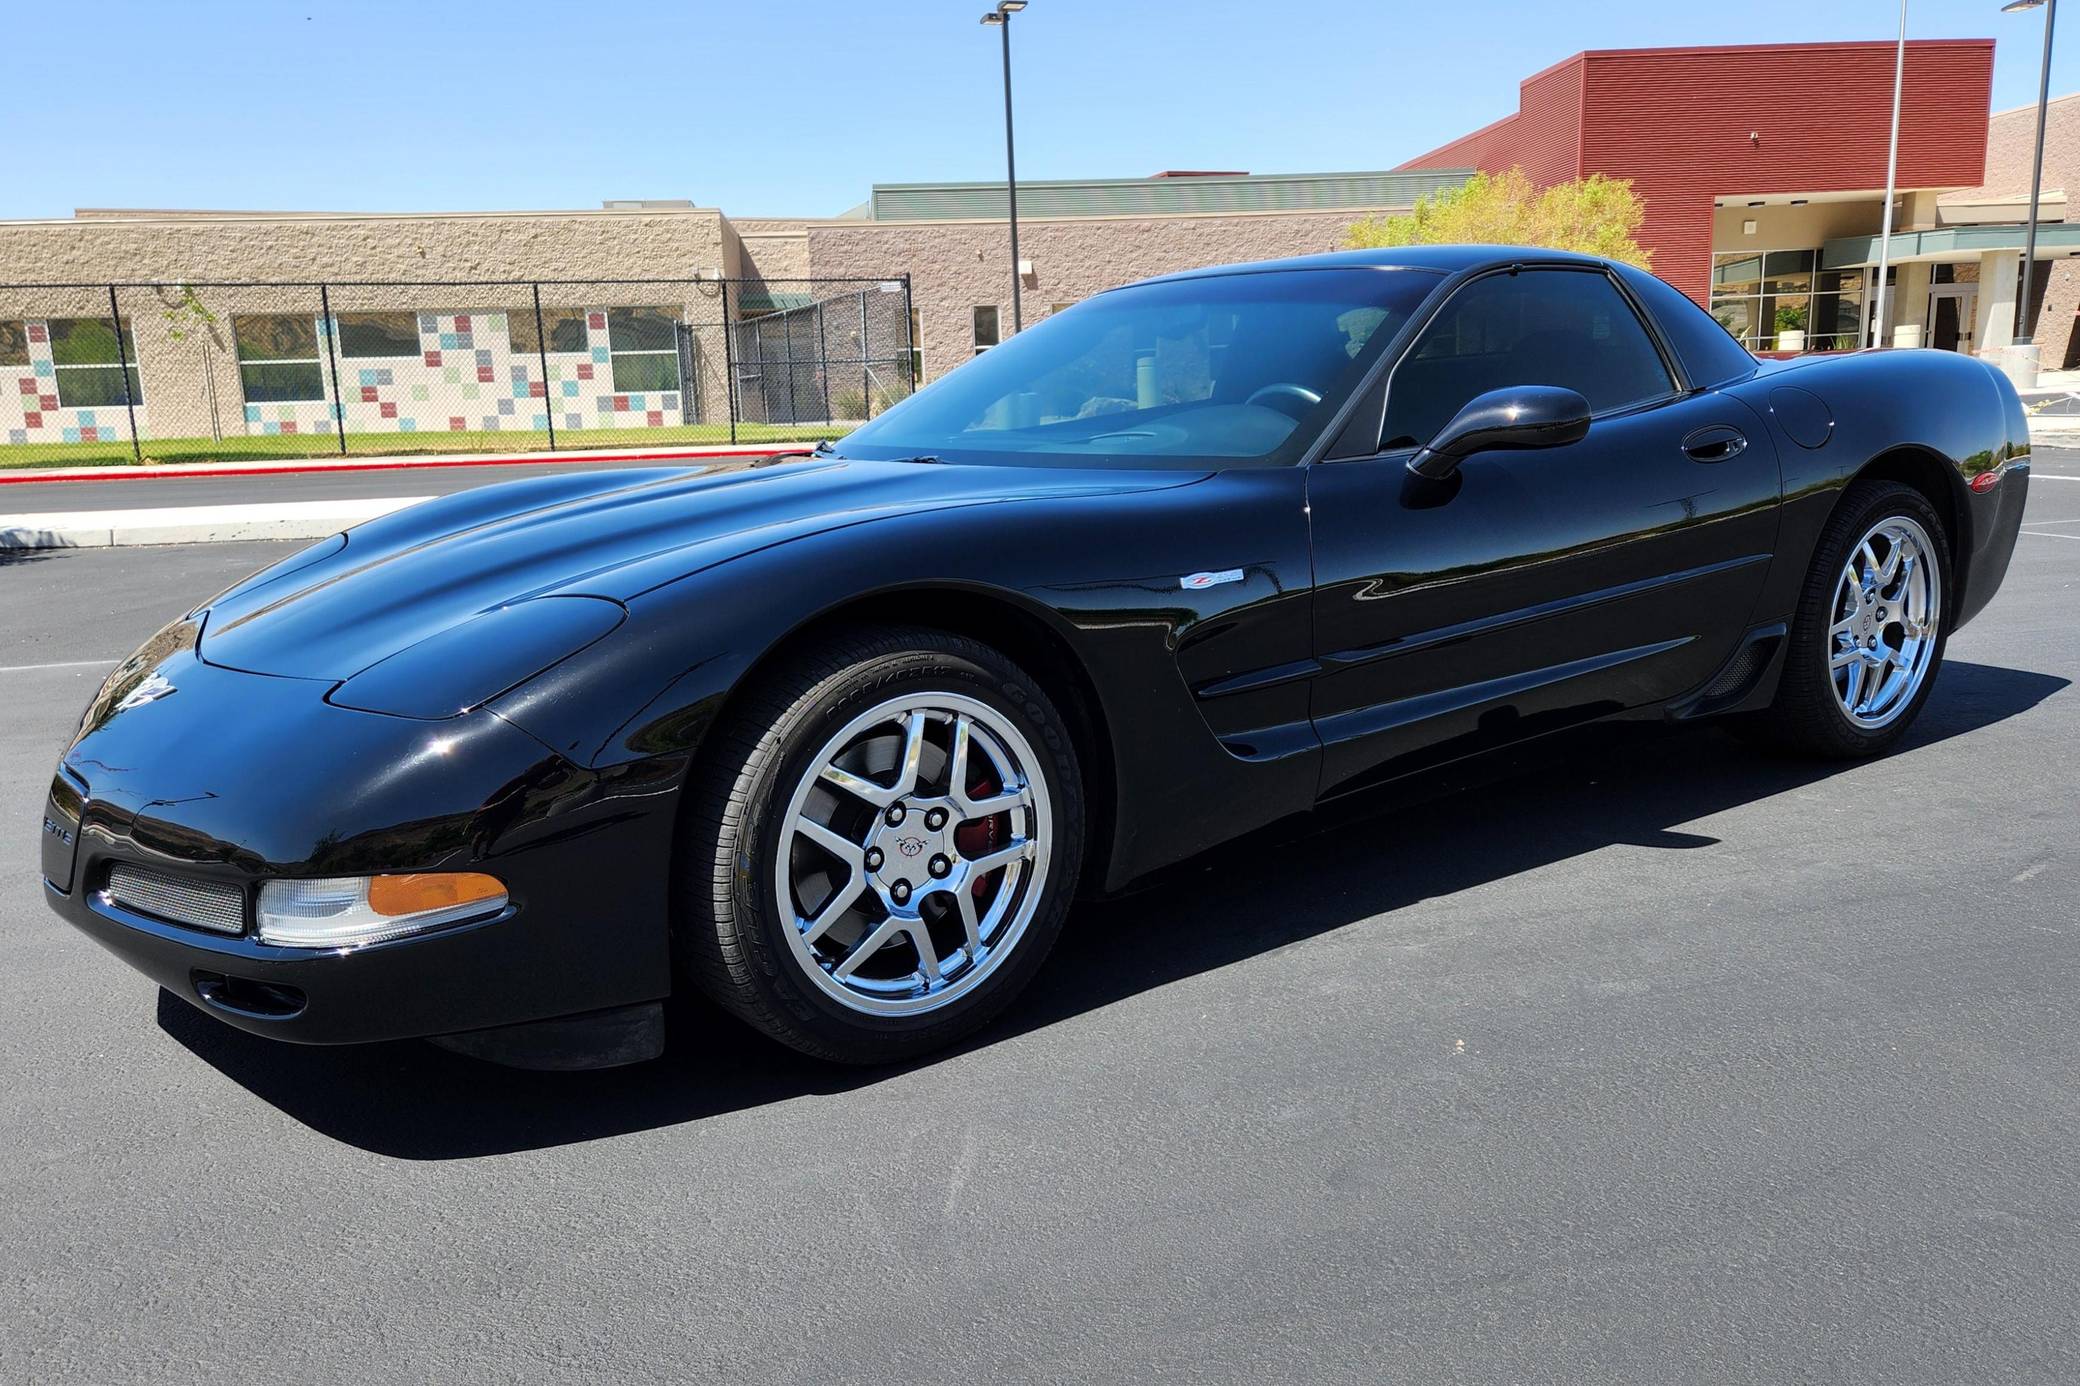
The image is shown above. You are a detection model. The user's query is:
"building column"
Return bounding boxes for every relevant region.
[1973,251,2020,354]
[1893,262,1932,348]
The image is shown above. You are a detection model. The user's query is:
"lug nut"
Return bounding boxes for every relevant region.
[925,807,948,831]
[885,804,906,826]
[865,847,883,870]
[890,880,912,904]
[928,854,951,879]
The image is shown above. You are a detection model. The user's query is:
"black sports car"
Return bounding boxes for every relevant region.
[41,246,2030,1068]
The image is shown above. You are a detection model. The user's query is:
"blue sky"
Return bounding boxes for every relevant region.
[9,0,2075,220]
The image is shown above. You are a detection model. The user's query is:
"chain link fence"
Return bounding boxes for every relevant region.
[0,277,914,469]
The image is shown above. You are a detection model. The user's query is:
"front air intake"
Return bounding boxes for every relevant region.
[103,862,246,936]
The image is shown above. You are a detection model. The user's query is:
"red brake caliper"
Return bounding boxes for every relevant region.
[952,765,1006,904]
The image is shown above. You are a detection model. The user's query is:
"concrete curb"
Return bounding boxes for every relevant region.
[0,497,428,550]
[0,442,795,486]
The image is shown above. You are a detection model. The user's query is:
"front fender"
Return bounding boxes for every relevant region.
[487,470,1324,890]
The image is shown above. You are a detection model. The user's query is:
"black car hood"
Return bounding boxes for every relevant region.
[198,454,1205,682]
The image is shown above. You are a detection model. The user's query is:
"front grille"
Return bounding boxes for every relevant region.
[103,862,246,935]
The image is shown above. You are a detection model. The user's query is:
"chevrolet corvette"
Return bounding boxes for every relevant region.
[39,246,2031,1068]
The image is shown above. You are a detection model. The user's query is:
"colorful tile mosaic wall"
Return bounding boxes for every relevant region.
[0,321,142,447]
[235,308,688,439]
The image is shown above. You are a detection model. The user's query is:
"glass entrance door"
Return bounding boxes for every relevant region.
[1927,285,1977,353]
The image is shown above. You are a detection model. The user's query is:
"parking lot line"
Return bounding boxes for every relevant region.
[0,658,118,674]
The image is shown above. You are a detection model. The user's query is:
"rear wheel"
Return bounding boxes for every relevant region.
[1751,480,1951,758]
[678,626,1084,1063]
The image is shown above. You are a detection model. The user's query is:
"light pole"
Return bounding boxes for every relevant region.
[981,0,1028,334]
[2004,0,2058,346]
[1872,0,1907,349]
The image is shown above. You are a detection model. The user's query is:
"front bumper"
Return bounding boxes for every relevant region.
[40,638,678,1046]
[45,874,546,1044]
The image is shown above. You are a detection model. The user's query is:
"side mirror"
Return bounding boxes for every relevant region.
[1406,386,1591,480]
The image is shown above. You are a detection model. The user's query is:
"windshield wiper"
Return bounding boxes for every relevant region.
[767,444,941,465]
[762,440,840,462]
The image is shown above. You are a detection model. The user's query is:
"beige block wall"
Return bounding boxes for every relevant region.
[1973,96,2080,358]
[0,208,729,283]
[728,218,813,284]
[1981,94,2080,206]
[806,208,1401,382]
[0,210,734,436]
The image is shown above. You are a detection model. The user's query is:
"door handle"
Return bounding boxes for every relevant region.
[1682,425,1748,463]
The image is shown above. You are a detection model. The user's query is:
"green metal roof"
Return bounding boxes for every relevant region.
[867,169,1472,221]
[737,290,819,315]
[1823,222,2080,268]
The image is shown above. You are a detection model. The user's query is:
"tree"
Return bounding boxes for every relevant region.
[1345,168,1653,268]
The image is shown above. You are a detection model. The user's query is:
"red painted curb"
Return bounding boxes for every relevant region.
[0,444,793,486]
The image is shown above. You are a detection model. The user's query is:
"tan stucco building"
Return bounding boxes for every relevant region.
[0,171,1464,452]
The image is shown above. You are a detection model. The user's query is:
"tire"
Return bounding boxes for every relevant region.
[1750,480,1952,758]
[677,624,1085,1064]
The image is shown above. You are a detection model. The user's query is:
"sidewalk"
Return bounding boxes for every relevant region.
[0,441,790,551]
[0,440,793,487]
[2020,368,2080,441]
[0,496,430,550]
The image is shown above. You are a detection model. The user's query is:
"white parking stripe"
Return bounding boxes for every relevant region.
[0,658,118,674]
[2020,530,2080,542]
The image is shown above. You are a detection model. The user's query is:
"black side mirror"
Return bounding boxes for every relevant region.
[1406,386,1591,480]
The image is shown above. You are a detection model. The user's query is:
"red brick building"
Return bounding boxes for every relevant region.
[1395,41,2052,361]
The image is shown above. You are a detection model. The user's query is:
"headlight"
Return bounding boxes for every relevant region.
[326,595,624,719]
[256,873,508,948]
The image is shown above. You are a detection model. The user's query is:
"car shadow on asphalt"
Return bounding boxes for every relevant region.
[156,659,2069,1159]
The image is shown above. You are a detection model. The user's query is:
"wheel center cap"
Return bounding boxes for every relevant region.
[868,808,955,891]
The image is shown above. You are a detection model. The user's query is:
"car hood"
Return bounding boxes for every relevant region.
[198,454,1206,682]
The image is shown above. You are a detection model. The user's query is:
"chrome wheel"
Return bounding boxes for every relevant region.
[1827,514,1941,730]
[774,692,1052,1016]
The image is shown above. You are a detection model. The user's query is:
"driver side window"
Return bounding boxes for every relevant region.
[1380,269,1675,450]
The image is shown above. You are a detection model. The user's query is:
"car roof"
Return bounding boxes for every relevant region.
[1132,245,1610,286]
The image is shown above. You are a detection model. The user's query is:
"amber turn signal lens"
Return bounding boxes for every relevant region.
[367,872,507,918]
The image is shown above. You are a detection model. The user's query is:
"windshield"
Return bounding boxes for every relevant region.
[838,267,1439,469]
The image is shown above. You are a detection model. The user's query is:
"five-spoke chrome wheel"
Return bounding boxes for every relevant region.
[774,692,1052,1015]
[1828,514,1941,730]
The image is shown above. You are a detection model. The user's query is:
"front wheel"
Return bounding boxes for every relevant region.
[678,626,1084,1064]
[1751,480,1952,758]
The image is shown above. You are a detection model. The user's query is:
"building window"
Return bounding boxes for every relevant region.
[233,315,326,403]
[337,311,420,358]
[908,308,923,383]
[48,319,143,407]
[1711,249,1864,353]
[607,307,681,392]
[0,321,28,367]
[973,305,1000,354]
[510,308,588,356]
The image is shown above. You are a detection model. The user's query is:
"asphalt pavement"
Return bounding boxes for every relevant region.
[0,455,701,514]
[2,454,2078,1382]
